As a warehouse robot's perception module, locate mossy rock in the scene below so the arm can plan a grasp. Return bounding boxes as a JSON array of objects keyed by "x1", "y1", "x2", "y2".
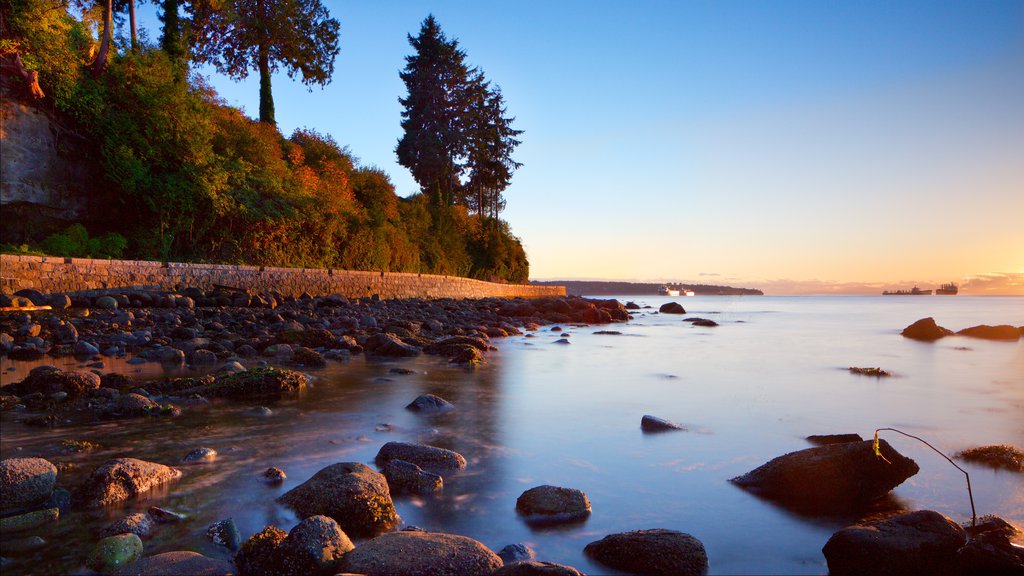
[
  {"x1": 278, "y1": 328, "x2": 338, "y2": 348},
  {"x1": 235, "y1": 526, "x2": 288, "y2": 576},
  {"x1": 87, "y1": 533, "x2": 143, "y2": 573},
  {"x1": 205, "y1": 368, "x2": 307, "y2": 400}
]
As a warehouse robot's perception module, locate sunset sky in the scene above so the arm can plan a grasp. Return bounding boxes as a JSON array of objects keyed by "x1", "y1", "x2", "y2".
[{"x1": 136, "y1": 1, "x2": 1023, "y2": 294}]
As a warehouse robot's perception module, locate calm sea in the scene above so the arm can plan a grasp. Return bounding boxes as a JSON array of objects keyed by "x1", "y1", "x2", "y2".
[{"x1": 1, "y1": 295, "x2": 1021, "y2": 574}]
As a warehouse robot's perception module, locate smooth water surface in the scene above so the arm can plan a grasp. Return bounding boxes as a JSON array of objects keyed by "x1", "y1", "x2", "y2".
[{"x1": 1, "y1": 296, "x2": 1022, "y2": 574}]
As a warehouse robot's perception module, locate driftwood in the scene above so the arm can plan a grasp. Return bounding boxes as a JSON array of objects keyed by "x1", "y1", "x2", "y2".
[{"x1": 0, "y1": 305, "x2": 52, "y2": 312}]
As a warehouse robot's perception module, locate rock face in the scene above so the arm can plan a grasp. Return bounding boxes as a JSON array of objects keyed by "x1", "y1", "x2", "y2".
[
  {"x1": 729, "y1": 439, "x2": 919, "y2": 509},
  {"x1": 276, "y1": 462, "x2": 400, "y2": 537},
  {"x1": 957, "y1": 325, "x2": 1021, "y2": 341},
  {"x1": 515, "y1": 485, "x2": 591, "y2": 524},
  {"x1": 0, "y1": 457, "x2": 58, "y2": 514},
  {"x1": 406, "y1": 394, "x2": 456, "y2": 414},
  {"x1": 339, "y1": 531, "x2": 503, "y2": 576},
  {"x1": 80, "y1": 458, "x2": 182, "y2": 508},
  {"x1": 114, "y1": 551, "x2": 234, "y2": 576},
  {"x1": 584, "y1": 529, "x2": 708, "y2": 576},
  {"x1": 901, "y1": 317, "x2": 952, "y2": 341},
  {"x1": 659, "y1": 302, "x2": 686, "y2": 314},
  {"x1": 822, "y1": 510, "x2": 966, "y2": 576},
  {"x1": 641, "y1": 414, "x2": 686, "y2": 432},
  {"x1": 382, "y1": 459, "x2": 443, "y2": 495},
  {"x1": 493, "y1": 561, "x2": 585, "y2": 576},
  {"x1": 375, "y1": 441, "x2": 467, "y2": 474}
]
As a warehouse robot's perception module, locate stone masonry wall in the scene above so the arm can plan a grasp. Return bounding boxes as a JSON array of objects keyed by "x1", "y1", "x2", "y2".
[{"x1": 0, "y1": 255, "x2": 565, "y2": 300}]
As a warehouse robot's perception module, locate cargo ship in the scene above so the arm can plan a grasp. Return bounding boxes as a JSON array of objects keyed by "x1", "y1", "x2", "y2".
[
  {"x1": 935, "y1": 282, "x2": 959, "y2": 295},
  {"x1": 882, "y1": 286, "x2": 933, "y2": 296}
]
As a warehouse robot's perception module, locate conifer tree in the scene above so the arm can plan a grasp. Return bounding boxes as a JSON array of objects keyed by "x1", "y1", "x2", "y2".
[{"x1": 464, "y1": 70, "x2": 522, "y2": 221}]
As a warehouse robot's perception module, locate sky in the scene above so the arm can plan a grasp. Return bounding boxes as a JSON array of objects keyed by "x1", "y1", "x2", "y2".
[{"x1": 130, "y1": 1, "x2": 1024, "y2": 294}]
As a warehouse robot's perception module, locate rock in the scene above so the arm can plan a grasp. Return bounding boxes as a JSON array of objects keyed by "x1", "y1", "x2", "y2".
[
  {"x1": 102, "y1": 393, "x2": 159, "y2": 418},
  {"x1": 47, "y1": 486, "x2": 71, "y2": 512},
  {"x1": 493, "y1": 561, "x2": 586, "y2": 576},
  {"x1": 14, "y1": 288, "x2": 47, "y2": 305},
  {"x1": 96, "y1": 296, "x2": 119, "y2": 311},
  {"x1": 277, "y1": 462, "x2": 400, "y2": 537},
  {"x1": 497, "y1": 543, "x2": 536, "y2": 564},
  {"x1": 691, "y1": 319, "x2": 718, "y2": 327},
  {"x1": 382, "y1": 459, "x2": 443, "y2": 495},
  {"x1": 81, "y1": 458, "x2": 182, "y2": 508},
  {"x1": 100, "y1": 513, "x2": 155, "y2": 538},
  {"x1": 260, "y1": 467, "x2": 287, "y2": 484},
  {"x1": 207, "y1": 518, "x2": 242, "y2": 551},
  {"x1": 822, "y1": 510, "x2": 966, "y2": 576},
  {"x1": 114, "y1": 551, "x2": 234, "y2": 576},
  {"x1": 958, "y1": 515, "x2": 1024, "y2": 575},
  {"x1": 515, "y1": 485, "x2": 591, "y2": 524},
  {"x1": 204, "y1": 367, "x2": 307, "y2": 400},
  {"x1": 291, "y1": 346, "x2": 326, "y2": 368},
  {"x1": 235, "y1": 526, "x2": 289, "y2": 576},
  {"x1": 449, "y1": 345, "x2": 483, "y2": 365},
  {"x1": 159, "y1": 347, "x2": 186, "y2": 365},
  {"x1": 340, "y1": 531, "x2": 503, "y2": 576},
  {"x1": 3, "y1": 535, "x2": 47, "y2": 555},
  {"x1": 806, "y1": 433, "x2": 864, "y2": 446},
  {"x1": 375, "y1": 441, "x2": 467, "y2": 474},
  {"x1": 188, "y1": 349, "x2": 219, "y2": 365},
  {"x1": 901, "y1": 317, "x2": 952, "y2": 341},
  {"x1": 88, "y1": 533, "x2": 144, "y2": 573},
  {"x1": 8, "y1": 367, "x2": 100, "y2": 398},
  {"x1": 218, "y1": 360, "x2": 246, "y2": 373},
  {"x1": 659, "y1": 302, "x2": 686, "y2": 314},
  {"x1": 363, "y1": 333, "x2": 420, "y2": 357},
  {"x1": 56, "y1": 322, "x2": 79, "y2": 344},
  {"x1": 49, "y1": 293, "x2": 72, "y2": 309},
  {"x1": 0, "y1": 457, "x2": 58, "y2": 513},
  {"x1": 147, "y1": 506, "x2": 186, "y2": 523},
  {"x1": 73, "y1": 340, "x2": 99, "y2": 356},
  {"x1": 182, "y1": 447, "x2": 218, "y2": 463},
  {"x1": 405, "y1": 394, "x2": 455, "y2": 414},
  {"x1": 957, "y1": 325, "x2": 1021, "y2": 341},
  {"x1": 0, "y1": 507, "x2": 59, "y2": 532},
  {"x1": 730, "y1": 439, "x2": 919, "y2": 510},
  {"x1": 584, "y1": 529, "x2": 708, "y2": 576},
  {"x1": 281, "y1": 515, "x2": 354, "y2": 575},
  {"x1": 954, "y1": 445, "x2": 1023, "y2": 472},
  {"x1": 641, "y1": 414, "x2": 686, "y2": 432}
]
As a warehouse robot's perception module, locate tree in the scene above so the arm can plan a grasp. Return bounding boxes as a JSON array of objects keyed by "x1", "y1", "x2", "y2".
[
  {"x1": 396, "y1": 15, "x2": 471, "y2": 209},
  {"x1": 464, "y1": 70, "x2": 522, "y2": 221},
  {"x1": 189, "y1": 0, "x2": 340, "y2": 124},
  {"x1": 159, "y1": 0, "x2": 183, "y2": 60}
]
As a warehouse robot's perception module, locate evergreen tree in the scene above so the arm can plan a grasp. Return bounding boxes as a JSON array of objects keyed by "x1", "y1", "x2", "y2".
[
  {"x1": 464, "y1": 70, "x2": 522, "y2": 221},
  {"x1": 159, "y1": 0, "x2": 184, "y2": 61},
  {"x1": 189, "y1": 0, "x2": 340, "y2": 124}
]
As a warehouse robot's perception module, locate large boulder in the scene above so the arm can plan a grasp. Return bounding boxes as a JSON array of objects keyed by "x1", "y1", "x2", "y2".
[
  {"x1": 515, "y1": 485, "x2": 591, "y2": 524},
  {"x1": 339, "y1": 531, "x2": 503, "y2": 576},
  {"x1": 375, "y1": 442, "x2": 467, "y2": 474},
  {"x1": 822, "y1": 510, "x2": 966, "y2": 576},
  {"x1": 0, "y1": 457, "x2": 58, "y2": 514},
  {"x1": 957, "y1": 325, "x2": 1021, "y2": 341},
  {"x1": 901, "y1": 317, "x2": 952, "y2": 341},
  {"x1": 659, "y1": 302, "x2": 686, "y2": 314},
  {"x1": 729, "y1": 439, "x2": 919, "y2": 510},
  {"x1": 363, "y1": 333, "x2": 420, "y2": 357},
  {"x1": 276, "y1": 462, "x2": 399, "y2": 537},
  {"x1": 80, "y1": 458, "x2": 182, "y2": 508},
  {"x1": 115, "y1": 551, "x2": 234, "y2": 576},
  {"x1": 493, "y1": 561, "x2": 585, "y2": 576},
  {"x1": 584, "y1": 529, "x2": 708, "y2": 576}
]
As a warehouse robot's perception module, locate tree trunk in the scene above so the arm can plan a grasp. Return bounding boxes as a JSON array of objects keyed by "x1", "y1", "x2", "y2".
[
  {"x1": 92, "y1": 0, "x2": 113, "y2": 76},
  {"x1": 129, "y1": 0, "x2": 138, "y2": 51},
  {"x1": 257, "y1": 0, "x2": 274, "y2": 124},
  {"x1": 12, "y1": 53, "x2": 45, "y2": 99}
]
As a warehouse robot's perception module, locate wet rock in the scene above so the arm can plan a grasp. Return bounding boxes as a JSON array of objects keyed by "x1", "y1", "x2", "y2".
[
  {"x1": 234, "y1": 526, "x2": 289, "y2": 576},
  {"x1": 449, "y1": 344, "x2": 484, "y2": 365},
  {"x1": 405, "y1": 394, "x2": 455, "y2": 414},
  {"x1": 515, "y1": 485, "x2": 591, "y2": 524},
  {"x1": 260, "y1": 467, "x2": 286, "y2": 484},
  {"x1": 95, "y1": 296, "x2": 119, "y2": 311},
  {"x1": 375, "y1": 441, "x2": 467, "y2": 474},
  {"x1": 278, "y1": 328, "x2": 338, "y2": 349},
  {"x1": 806, "y1": 433, "x2": 864, "y2": 446},
  {"x1": 113, "y1": 551, "x2": 233, "y2": 576},
  {"x1": 147, "y1": 506, "x2": 186, "y2": 523},
  {"x1": 0, "y1": 507, "x2": 59, "y2": 532},
  {"x1": 382, "y1": 459, "x2": 443, "y2": 495},
  {"x1": 218, "y1": 360, "x2": 246, "y2": 374},
  {"x1": 729, "y1": 439, "x2": 919, "y2": 510},
  {"x1": 641, "y1": 414, "x2": 686, "y2": 432},
  {"x1": 47, "y1": 486, "x2": 72, "y2": 512},
  {"x1": 88, "y1": 533, "x2": 144, "y2": 573},
  {"x1": 159, "y1": 347, "x2": 186, "y2": 365},
  {"x1": 207, "y1": 518, "x2": 242, "y2": 551},
  {"x1": 423, "y1": 336, "x2": 491, "y2": 356},
  {"x1": 584, "y1": 529, "x2": 708, "y2": 576},
  {"x1": 280, "y1": 515, "x2": 354, "y2": 575},
  {"x1": 901, "y1": 317, "x2": 952, "y2": 341},
  {"x1": 8, "y1": 367, "x2": 100, "y2": 398},
  {"x1": 553, "y1": 338, "x2": 570, "y2": 344},
  {"x1": 277, "y1": 462, "x2": 400, "y2": 537},
  {"x1": 14, "y1": 289, "x2": 46, "y2": 305},
  {"x1": 957, "y1": 325, "x2": 1021, "y2": 341},
  {"x1": 340, "y1": 530, "x2": 503, "y2": 576},
  {"x1": 823, "y1": 510, "x2": 965, "y2": 576},
  {"x1": 291, "y1": 346, "x2": 326, "y2": 368},
  {"x1": 188, "y1": 349, "x2": 218, "y2": 365},
  {"x1": 102, "y1": 393, "x2": 159, "y2": 418},
  {"x1": 263, "y1": 343, "x2": 295, "y2": 360},
  {"x1": 0, "y1": 457, "x2": 58, "y2": 513},
  {"x1": 49, "y1": 294, "x2": 72, "y2": 309},
  {"x1": 81, "y1": 458, "x2": 182, "y2": 508},
  {"x1": 958, "y1": 515, "x2": 1024, "y2": 575},
  {"x1": 363, "y1": 333, "x2": 420, "y2": 357},
  {"x1": 659, "y1": 302, "x2": 686, "y2": 314},
  {"x1": 493, "y1": 561, "x2": 585, "y2": 576},
  {"x1": 182, "y1": 447, "x2": 218, "y2": 463},
  {"x1": 848, "y1": 367, "x2": 891, "y2": 377},
  {"x1": 497, "y1": 543, "x2": 536, "y2": 564},
  {"x1": 955, "y1": 445, "x2": 1023, "y2": 472},
  {"x1": 100, "y1": 513, "x2": 155, "y2": 538},
  {"x1": 56, "y1": 322, "x2": 79, "y2": 344},
  {"x1": 203, "y1": 367, "x2": 307, "y2": 400}
]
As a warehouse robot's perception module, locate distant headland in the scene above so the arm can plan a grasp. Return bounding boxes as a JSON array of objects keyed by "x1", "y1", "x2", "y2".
[{"x1": 531, "y1": 280, "x2": 764, "y2": 296}]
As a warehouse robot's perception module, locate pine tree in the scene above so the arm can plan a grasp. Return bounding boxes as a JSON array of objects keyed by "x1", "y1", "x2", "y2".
[{"x1": 464, "y1": 70, "x2": 522, "y2": 221}]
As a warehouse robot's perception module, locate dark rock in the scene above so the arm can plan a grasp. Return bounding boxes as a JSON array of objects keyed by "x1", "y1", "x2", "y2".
[
  {"x1": 594, "y1": 330, "x2": 622, "y2": 335},
  {"x1": 260, "y1": 467, "x2": 286, "y2": 484},
  {"x1": 625, "y1": 301, "x2": 640, "y2": 310},
  {"x1": 0, "y1": 457, "x2": 58, "y2": 514},
  {"x1": 423, "y1": 336, "x2": 491, "y2": 356},
  {"x1": 382, "y1": 459, "x2": 443, "y2": 495},
  {"x1": 493, "y1": 561, "x2": 585, "y2": 576},
  {"x1": 957, "y1": 325, "x2": 1021, "y2": 341},
  {"x1": 159, "y1": 347, "x2": 186, "y2": 365},
  {"x1": 375, "y1": 441, "x2": 467, "y2": 474},
  {"x1": 14, "y1": 289, "x2": 46, "y2": 306},
  {"x1": 515, "y1": 485, "x2": 591, "y2": 524},
  {"x1": 497, "y1": 543, "x2": 536, "y2": 564},
  {"x1": 340, "y1": 531, "x2": 503, "y2": 576},
  {"x1": 406, "y1": 394, "x2": 455, "y2": 414},
  {"x1": 8, "y1": 366, "x2": 100, "y2": 397},
  {"x1": 277, "y1": 462, "x2": 400, "y2": 537},
  {"x1": 80, "y1": 458, "x2": 182, "y2": 508},
  {"x1": 449, "y1": 344, "x2": 483, "y2": 365},
  {"x1": 46, "y1": 486, "x2": 72, "y2": 512},
  {"x1": 363, "y1": 333, "x2": 420, "y2": 357},
  {"x1": 56, "y1": 321, "x2": 79, "y2": 344},
  {"x1": 584, "y1": 529, "x2": 708, "y2": 576},
  {"x1": 182, "y1": 447, "x2": 218, "y2": 463},
  {"x1": 641, "y1": 414, "x2": 686, "y2": 432},
  {"x1": 806, "y1": 433, "x2": 864, "y2": 446},
  {"x1": 96, "y1": 296, "x2": 119, "y2": 311},
  {"x1": 2, "y1": 535, "x2": 46, "y2": 555},
  {"x1": 280, "y1": 515, "x2": 354, "y2": 575},
  {"x1": 101, "y1": 393, "x2": 159, "y2": 418},
  {"x1": 189, "y1": 349, "x2": 218, "y2": 365},
  {"x1": 955, "y1": 445, "x2": 1023, "y2": 472},
  {"x1": 730, "y1": 440, "x2": 919, "y2": 510},
  {"x1": 553, "y1": 338, "x2": 570, "y2": 344},
  {"x1": 114, "y1": 551, "x2": 234, "y2": 576},
  {"x1": 278, "y1": 328, "x2": 338, "y2": 348},
  {"x1": 691, "y1": 319, "x2": 718, "y2": 327},
  {"x1": 147, "y1": 506, "x2": 186, "y2": 523},
  {"x1": 291, "y1": 346, "x2": 326, "y2": 368},
  {"x1": 207, "y1": 518, "x2": 242, "y2": 550},
  {"x1": 659, "y1": 302, "x2": 686, "y2": 314},
  {"x1": 958, "y1": 515, "x2": 1024, "y2": 575},
  {"x1": 100, "y1": 513, "x2": 155, "y2": 538},
  {"x1": 901, "y1": 317, "x2": 952, "y2": 341},
  {"x1": 823, "y1": 510, "x2": 966, "y2": 576}
]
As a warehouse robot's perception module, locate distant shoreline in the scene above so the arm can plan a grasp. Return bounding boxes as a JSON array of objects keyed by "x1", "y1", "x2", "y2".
[{"x1": 531, "y1": 280, "x2": 763, "y2": 296}]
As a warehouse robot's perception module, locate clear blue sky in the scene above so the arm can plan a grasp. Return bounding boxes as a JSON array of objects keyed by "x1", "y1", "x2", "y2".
[{"x1": 132, "y1": 1, "x2": 1024, "y2": 293}]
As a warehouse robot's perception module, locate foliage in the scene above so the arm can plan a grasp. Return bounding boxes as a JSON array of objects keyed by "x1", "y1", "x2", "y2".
[{"x1": 41, "y1": 224, "x2": 127, "y2": 258}]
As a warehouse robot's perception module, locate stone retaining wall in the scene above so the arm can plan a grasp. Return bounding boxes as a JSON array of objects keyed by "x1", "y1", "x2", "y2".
[{"x1": 0, "y1": 255, "x2": 565, "y2": 300}]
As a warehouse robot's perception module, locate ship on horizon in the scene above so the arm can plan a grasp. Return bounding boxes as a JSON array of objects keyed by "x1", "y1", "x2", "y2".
[
  {"x1": 935, "y1": 282, "x2": 959, "y2": 295},
  {"x1": 882, "y1": 286, "x2": 933, "y2": 296}
]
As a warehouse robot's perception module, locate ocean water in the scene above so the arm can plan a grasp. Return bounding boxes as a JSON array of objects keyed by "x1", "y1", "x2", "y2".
[{"x1": 1, "y1": 295, "x2": 1022, "y2": 574}]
